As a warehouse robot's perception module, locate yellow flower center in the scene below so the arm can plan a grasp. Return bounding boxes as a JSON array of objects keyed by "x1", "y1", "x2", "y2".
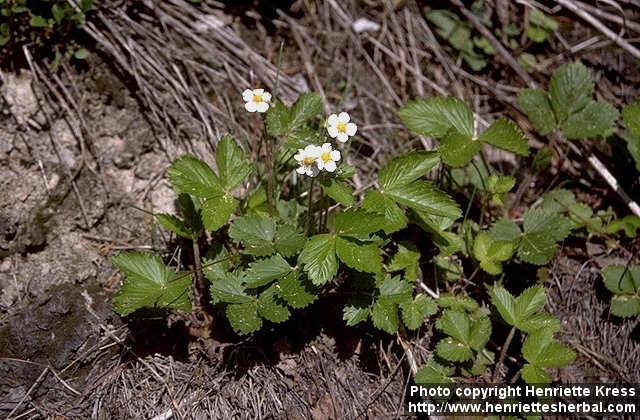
[
  {"x1": 303, "y1": 156, "x2": 315, "y2": 166},
  {"x1": 252, "y1": 94, "x2": 263, "y2": 103},
  {"x1": 321, "y1": 151, "x2": 332, "y2": 162},
  {"x1": 337, "y1": 122, "x2": 347, "y2": 133}
]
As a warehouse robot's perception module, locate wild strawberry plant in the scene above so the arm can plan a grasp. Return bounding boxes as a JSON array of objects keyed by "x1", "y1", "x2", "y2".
[{"x1": 111, "y1": 60, "x2": 638, "y2": 385}]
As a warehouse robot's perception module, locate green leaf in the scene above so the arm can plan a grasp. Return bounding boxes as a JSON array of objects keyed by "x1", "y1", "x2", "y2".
[
  {"x1": 519, "y1": 209, "x2": 571, "y2": 265},
  {"x1": 527, "y1": 9, "x2": 558, "y2": 43},
  {"x1": 561, "y1": 101, "x2": 619, "y2": 140},
  {"x1": 436, "y1": 337, "x2": 473, "y2": 362},
  {"x1": 487, "y1": 175, "x2": 516, "y2": 205},
  {"x1": 490, "y1": 219, "x2": 521, "y2": 242},
  {"x1": 112, "y1": 252, "x2": 191, "y2": 316},
  {"x1": 478, "y1": 119, "x2": 530, "y2": 156},
  {"x1": 200, "y1": 194, "x2": 237, "y2": 232},
  {"x1": 334, "y1": 208, "x2": 385, "y2": 238},
  {"x1": 522, "y1": 328, "x2": 575, "y2": 368},
  {"x1": 52, "y1": 4, "x2": 66, "y2": 23},
  {"x1": 469, "y1": 315, "x2": 492, "y2": 351},
  {"x1": 258, "y1": 285, "x2": 290, "y2": 323},
  {"x1": 521, "y1": 363, "x2": 551, "y2": 384},
  {"x1": 290, "y1": 92, "x2": 323, "y2": 129},
  {"x1": 399, "y1": 294, "x2": 438, "y2": 330},
  {"x1": 336, "y1": 237, "x2": 383, "y2": 274},
  {"x1": 386, "y1": 181, "x2": 461, "y2": 219},
  {"x1": 167, "y1": 155, "x2": 222, "y2": 197},
  {"x1": 343, "y1": 295, "x2": 373, "y2": 326},
  {"x1": 265, "y1": 100, "x2": 290, "y2": 137},
  {"x1": 514, "y1": 285, "x2": 547, "y2": 320},
  {"x1": 399, "y1": 96, "x2": 474, "y2": 138},
  {"x1": 274, "y1": 224, "x2": 306, "y2": 257},
  {"x1": 491, "y1": 286, "x2": 517, "y2": 326},
  {"x1": 622, "y1": 100, "x2": 640, "y2": 137},
  {"x1": 155, "y1": 214, "x2": 195, "y2": 239},
  {"x1": 30, "y1": 15, "x2": 49, "y2": 27},
  {"x1": 215, "y1": 136, "x2": 252, "y2": 190},
  {"x1": 549, "y1": 62, "x2": 594, "y2": 124},
  {"x1": 228, "y1": 215, "x2": 277, "y2": 256},
  {"x1": 300, "y1": 234, "x2": 338, "y2": 285},
  {"x1": 415, "y1": 360, "x2": 455, "y2": 384},
  {"x1": 438, "y1": 130, "x2": 481, "y2": 167},
  {"x1": 473, "y1": 232, "x2": 514, "y2": 275},
  {"x1": 275, "y1": 271, "x2": 317, "y2": 309},
  {"x1": 607, "y1": 215, "x2": 640, "y2": 238},
  {"x1": 437, "y1": 293, "x2": 479, "y2": 312},
  {"x1": 378, "y1": 275, "x2": 413, "y2": 304},
  {"x1": 436, "y1": 309, "x2": 470, "y2": 343},
  {"x1": 378, "y1": 150, "x2": 441, "y2": 189},
  {"x1": 518, "y1": 312, "x2": 561, "y2": 334},
  {"x1": 371, "y1": 300, "x2": 399, "y2": 334},
  {"x1": 388, "y1": 242, "x2": 421, "y2": 282},
  {"x1": 73, "y1": 48, "x2": 89, "y2": 60},
  {"x1": 244, "y1": 254, "x2": 293, "y2": 288},
  {"x1": 320, "y1": 178, "x2": 355, "y2": 207},
  {"x1": 517, "y1": 88, "x2": 557, "y2": 135},
  {"x1": 602, "y1": 264, "x2": 640, "y2": 295},
  {"x1": 610, "y1": 295, "x2": 640, "y2": 318},
  {"x1": 177, "y1": 193, "x2": 203, "y2": 234},
  {"x1": 226, "y1": 301, "x2": 262, "y2": 335},
  {"x1": 361, "y1": 190, "x2": 408, "y2": 234},
  {"x1": 210, "y1": 273, "x2": 252, "y2": 304}
]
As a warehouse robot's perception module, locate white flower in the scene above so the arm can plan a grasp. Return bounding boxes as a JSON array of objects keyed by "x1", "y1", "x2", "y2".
[
  {"x1": 327, "y1": 112, "x2": 357, "y2": 143},
  {"x1": 294, "y1": 144, "x2": 321, "y2": 177},
  {"x1": 242, "y1": 88, "x2": 271, "y2": 113},
  {"x1": 316, "y1": 143, "x2": 341, "y2": 173}
]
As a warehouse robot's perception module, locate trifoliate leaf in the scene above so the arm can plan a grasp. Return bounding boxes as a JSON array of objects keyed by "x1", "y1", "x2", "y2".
[
  {"x1": 343, "y1": 295, "x2": 373, "y2": 326},
  {"x1": 334, "y1": 209, "x2": 386, "y2": 238},
  {"x1": 399, "y1": 294, "x2": 438, "y2": 330},
  {"x1": 275, "y1": 271, "x2": 317, "y2": 309},
  {"x1": 487, "y1": 175, "x2": 516, "y2": 205},
  {"x1": 514, "y1": 285, "x2": 547, "y2": 320},
  {"x1": 300, "y1": 234, "x2": 338, "y2": 285},
  {"x1": 200, "y1": 194, "x2": 237, "y2": 232},
  {"x1": 385, "y1": 181, "x2": 461, "y2": 219},
  {"x1": 492, "y1": 285, "x2": 553, "y2": 332},
  {"x1": 549, "y1": 62, "x2": 594, "y2": 124},
  {"x1": 517, "y1": 88, "x2": 556, "y2": 135},
  {"x1": 478, "y1": 119, "x2": 530, "y2": 156},
  {"x1": 378, "y1": 275, "x2": 413, "y2": 304},
  {"x1": 561, "y1": 101, "x2": 619, "y2": 140},
  {"x1": 490, "y1": 286, "x2": 517, "y2": 326},
  {"x1": 521, "y1": 363, "x2": 551, "y2": 384},
  {"x1": 527, "y1": 9, "x2": 558, "y2": 43},
  {"x1": 243, "y1": 254, "x2": 293, "y2": 288},
  {"x1": 437, "y1": 293, "x2": 479, "y2": 312},
  {"x1": 602, "y1": 264, "x2": 640, "y2": 295},
  {"x1": 398, "y1": 96, "x2": 474, "y2": 138},
  {"x1": 438, "y1": 130, "x2": 481, "y2": 167},
  {"x1": 209, "y1": 273, "x2": 252, "y2": 304},
  {"x1": 519, "y1": 208, "x2": 571, "y2": 264},
  {"x1": 490, "y1": 219, "x2": 521, "y2": 242},
  {"x1": 226, "y1": 301, "x2": 262, "y2": 335},
  {"x1": 371, "y1": 300, "x2": 399, "y2": 334},
  {"x1": 415, "y1": 360, "x2": 455, "y2": 384},
  {"x1": 155, "y1": 214, "x2": 195, "y2": 240},
  {"x1": 274, "y1": 224, "x2": 306, "y2": 257},
  {"x1": 112, "y1": 252, "x2": 191, "y2": 316},
  {"x1": 607, "y1": 215, "x2": 640, "y2": 238},
  {"x1": 436, "y1": 309, "x2": 471, "y2": 343},
  {"x1": 622, "y1": 100, "x2": 640, "y2": 137},
  {"x1": 473, "y1": 232, "x2": 514, "y2": 275},
  {"x1": 336, "y1": 237, "x2": 383, "y2": 274},
  {"x1": 167, "y1": 155, "x2": 223, "y2": 197},
  {"x1": 215, "y1": 136, "x2": 253, "y2": 190},
  {"x1": 378, "y1": 150, "x2": 441, "y2": 190},
  {"x1": 434, "y1": 255, "x2": 463, "y2": 282},
  {"x1": 228, "y1": 215, "x2": 277, "y2": 256},
  {"x1": 436, "y1": 337, "x2": 473, "y2": 362},
  {"x1": 610, "y1": 295, "x2": 640, "y2": 318},
  {"x1": 257, "y1": 284, "x2": 291, "y2": 323},
  {"x1": 361, "y1": 190, "x2": 408, "y2": 234},
  {"x1": 320, "y1": 177, "x2": 355, "y2": 207},
  {"x1": 518, "y1": 312, "x2": 561, "y2": 334},
  {"x1": 388, "y1": 242, "x2": 421, "y2": 282}
]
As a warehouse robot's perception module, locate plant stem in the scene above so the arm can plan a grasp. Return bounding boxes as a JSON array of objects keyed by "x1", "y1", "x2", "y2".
[
  {"x1": 192, "y1": 237, "x2": 212, "y2": 338},
  {"x1": 493, "y1": 326, "x2": 516, "y2": 382},
  {"x1": 306, "y1": 179, "x2": 316, "y2": 235}
]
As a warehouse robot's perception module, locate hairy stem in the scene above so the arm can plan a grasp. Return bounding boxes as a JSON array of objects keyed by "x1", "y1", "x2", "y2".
[
  {"x1": 192, "y1": 237, "x2": 212, "y2": 337},
  {"x1": 493, "y1": 326, "x2": 516, "y2": 382},
  {"x1": 306, "y1": 179, "x2": 316, "y2": 235}
]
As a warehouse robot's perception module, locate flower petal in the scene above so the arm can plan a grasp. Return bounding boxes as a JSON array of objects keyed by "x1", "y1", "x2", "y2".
[
  {"x1": 338, "y1": 112, "x2": 350, "y2": 123},
  {"x1": 242, "y1": 89, "x2": 253, "y2": 101},
  {"x1": 336, "y1": 132, "x2": 349, "y2": 143},
  {"x1": 346, "y1": 122, "x2": 357, "y2": 136},
  {"x1": 325, "y1": 160, "x2": 337, "y2": 172},
  {"x1": 321, "y1": 143, "x2": 332, "y2": 151},
  {"x1": 308, "y1": 166, "x2": 320, "y2": 177},
  {"x1": 316, "y1": 159, "x2": 325, "y2": 170},
  {"x1": 262, "y1": 92, "x2": 272, "y2": 102},
  {"x1": 294, "y1": 153, "x2": 303, "y2": 162},
  {"x1": 253, "y1": 88, "x2": 264, "y2": 95},
  {"x1": 327, "y1": 126, "x2": 338, "y2": 138},
  {"x1": 330, "y1": 150, "x2": 341, "y2": 161},
  {"x1": 296, "y1": 166, "x2": 306, "y2": 174},
  {"x1": 256, "y1": 102, "x2": 269, "y2": 113},
  {"x1": 327, "y1": 114, "x2": 338, "y2": 125},
  {"x1": 245, "y1": 102, "x2": 257, "y2": 112}
]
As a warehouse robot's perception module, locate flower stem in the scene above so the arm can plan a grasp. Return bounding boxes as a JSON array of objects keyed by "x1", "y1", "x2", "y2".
[
  {"x1": 306, "y1": 178, "x2": 316, "y2": 235},
  {"x1": 192, "y1": 237, "x2": 212, "y2": 338},
  {"x1": 492, "y1": 326, "x2": 516, "y2": 382}
]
